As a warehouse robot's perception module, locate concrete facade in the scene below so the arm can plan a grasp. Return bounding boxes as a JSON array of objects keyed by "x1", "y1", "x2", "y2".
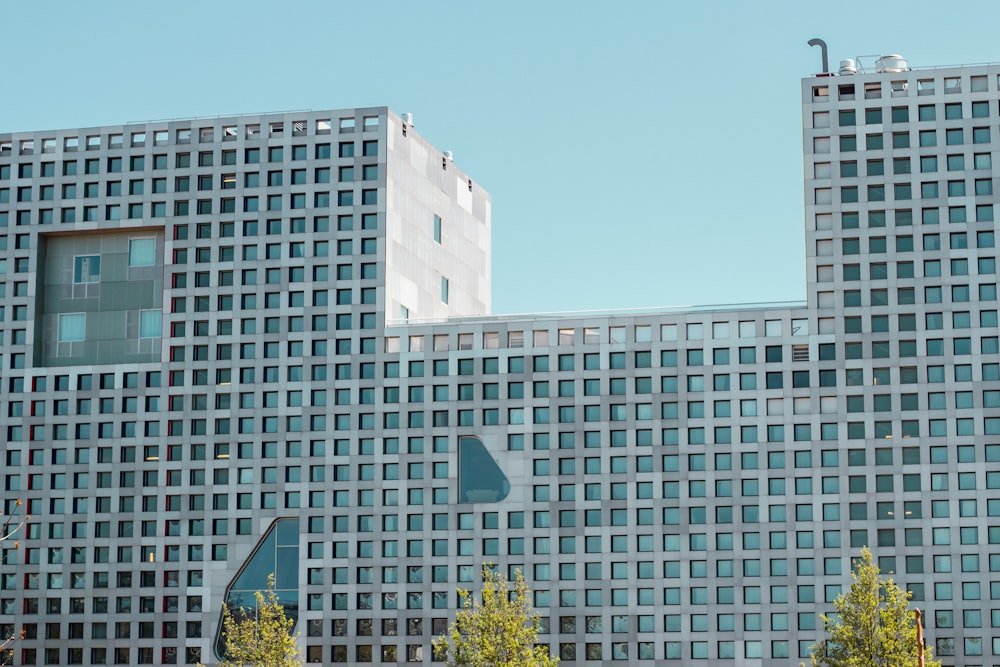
[{"x1": 0, "y1": 60, "x2": 997, "y2": 666}]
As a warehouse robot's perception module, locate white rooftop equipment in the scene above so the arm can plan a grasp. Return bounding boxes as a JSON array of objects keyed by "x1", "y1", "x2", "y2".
[
  {"x1": 875, "y1": 54, "x2": 909, "y2": 72},
  {"x1": 839, "y1": 59, "x2": 857, "y2": 75}
]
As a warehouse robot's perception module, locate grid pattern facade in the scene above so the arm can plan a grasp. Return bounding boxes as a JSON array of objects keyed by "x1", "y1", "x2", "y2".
[
  {"x1": 0, "y1": 62, "x2": 998, "y2": 666},
  {"x1": 800, "y1": 64, "x2": 1000, "y2": 665}
]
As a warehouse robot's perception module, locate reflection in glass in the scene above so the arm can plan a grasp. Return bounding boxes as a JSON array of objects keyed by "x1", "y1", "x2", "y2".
[
  {"x1": 458, "y1": 436, "x2": 510, "y2": 503},
  {"x1": 214, "y1": 518, "x2": 299, "y2": 660}
]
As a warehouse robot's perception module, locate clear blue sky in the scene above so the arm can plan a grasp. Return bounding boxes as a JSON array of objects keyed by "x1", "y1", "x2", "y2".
[{"x1": 4, "y1": 0, "x2": 1000, "y2": 314}]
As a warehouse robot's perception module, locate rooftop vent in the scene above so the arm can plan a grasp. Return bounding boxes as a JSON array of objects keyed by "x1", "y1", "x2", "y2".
[
  {"x1": 808, "y1": 38, "x2": 830, "y2": 74},
  {"x1": 839, "y1": 59, "x2": 857, "y2": 76},
  {"x1": 875, "y1": 54, "x2": 909, "y2": 73}
]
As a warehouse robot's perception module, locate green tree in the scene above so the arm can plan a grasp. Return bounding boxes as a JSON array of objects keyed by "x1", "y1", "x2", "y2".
[
  {"x1": 0, "y1": 498, "x2": 29, "y2": 666},
  {"x1": 433, "y1": 565, "x2": 559, "y2": 667},
  {"x1": 217, "y1": 574, "x2": 302, "y2": 667},
  {"x1": 810, "y1": 547, "x2": 940, "y2": 667}
]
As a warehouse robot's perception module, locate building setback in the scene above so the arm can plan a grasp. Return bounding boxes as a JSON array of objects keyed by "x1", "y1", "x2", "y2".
[{"x1": 0, "y1": 56, "x2": 997, "y2": 666}]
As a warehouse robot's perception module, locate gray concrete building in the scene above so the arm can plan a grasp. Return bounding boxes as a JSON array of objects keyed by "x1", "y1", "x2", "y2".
[{"x1": 0, "y1": 55, "x2": 998, "y2": 666}]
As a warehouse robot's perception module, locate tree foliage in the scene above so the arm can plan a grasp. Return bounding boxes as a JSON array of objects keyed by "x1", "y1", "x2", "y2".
[
  {"x1": 433, "y1": 565, "x2": 559, "y2": 667},
  {"x1": 0, "y1": 498, "x2": 28, "y2": 665},
  {"x1": 810, "y1": 547, "x2": 940, "y2": 667},
  {"x1": 0, "y1": 498, "x2": 28, "y2": 557},
  {"x1": 218, "y1": 574, "x2": 302, "y2": 667}
]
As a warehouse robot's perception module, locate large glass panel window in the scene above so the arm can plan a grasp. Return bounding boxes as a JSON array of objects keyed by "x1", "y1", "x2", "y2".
[
  {"x1": 128, "y1": 238, "x2": 156, "y2": 267},
  {"x1": 59, "y1": 314, "x2": 85, "y2": 342},
  {"x1": 458, "y1": 437, "x2": 510, "y2": 503},
  {"x1": 139, "y1": 310, "x2": 162, "y2": 338},
  {"x1": 73, "y1": 255, "x2": 100, "y2": 283},
  {"x1": 216, "y1": 519, "x2": 300, "y2": 659}
]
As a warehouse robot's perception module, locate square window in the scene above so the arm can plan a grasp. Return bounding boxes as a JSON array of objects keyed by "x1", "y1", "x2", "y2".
[
  {"x1": 129, "y1": 238, "x2": 156, "y2": 267},
  {"x1": 139, "y1": 311, "x2": 162, "y2": 338},
  {"x1": 73, "y1": 255, "x2": 100, "y2": 283},
  {"x1": 59, "y1": 314, "x2": 85, "y2": 342}
]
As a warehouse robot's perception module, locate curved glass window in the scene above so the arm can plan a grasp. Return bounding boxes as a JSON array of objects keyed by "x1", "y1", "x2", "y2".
[
  {"x1": 214, "y1": 518, "x2": 299, "y2": 659},
  {"x1": 459, "y1": 436, "x2": 510, "y2": 503}
]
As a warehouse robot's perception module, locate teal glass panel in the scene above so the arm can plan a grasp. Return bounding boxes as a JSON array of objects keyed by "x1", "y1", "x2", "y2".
[
  {"x1": 139, "y1": 310, "x2": 162, "y2": 338},
  {"x1": 215, "y1": 518, "x2": 300, "y2": 660},
  {"x1": 128, "y1": 237, "x2": 156, "y2": 266},
  {"x1": 73, "y1": 255, "x2": 100, "y2": 283},
  {"x1": 458, "y1": 436, "x2": 510, "y2": 503}
]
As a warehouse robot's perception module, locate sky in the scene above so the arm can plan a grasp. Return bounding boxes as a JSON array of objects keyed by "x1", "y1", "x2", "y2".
[{"x1": 3, "y1": 1, "x2": 1000, "y2": 314}]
